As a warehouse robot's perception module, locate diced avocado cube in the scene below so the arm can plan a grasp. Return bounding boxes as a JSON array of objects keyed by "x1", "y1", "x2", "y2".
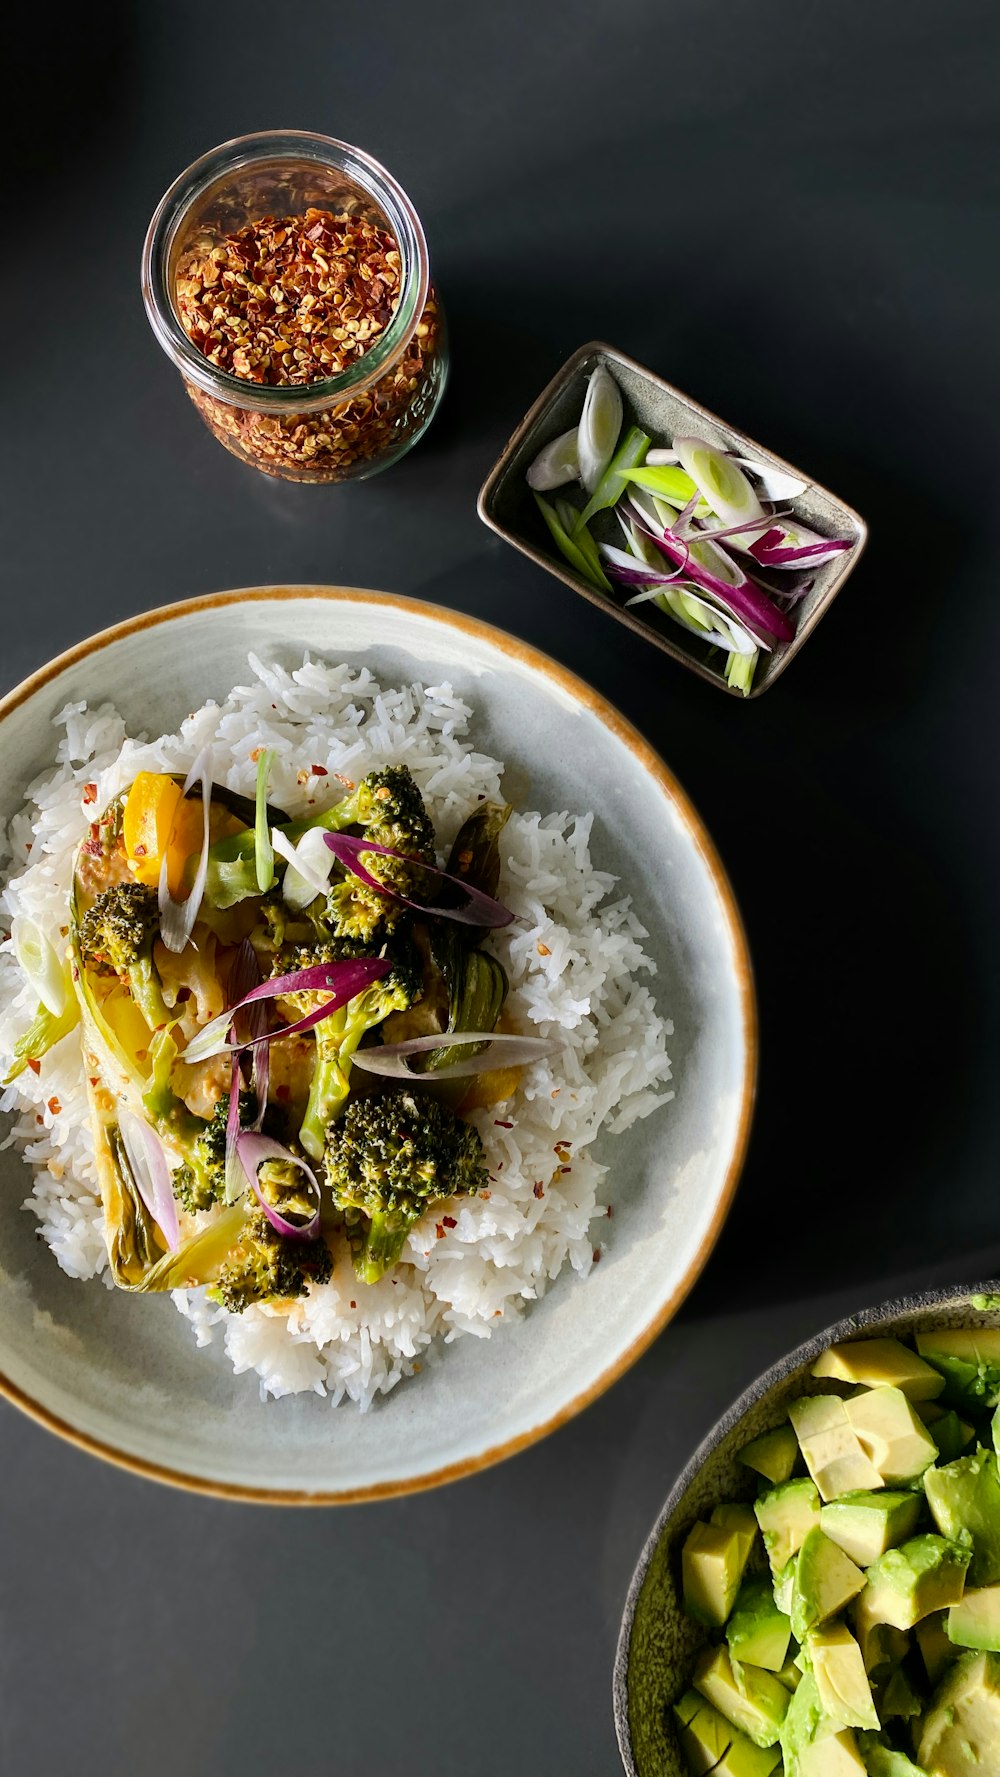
[
  {"x1": 927, "y1": 1410, "x2": 975, "y2": 1466},
  {"x1": 774, "y1": 1558, "x2": 797, "y2": 1616},
  {"x1": 713, "y1": 1503, "x2": 761, "y2": 1569},
  {"x1": 789, "y1": 1397, "x2": 885, "y2": 1502},
  {"x1": 791, "y1": 1530, "x2": 867, "y2": 1642},
  {"x1": 880, "y1": 1663, "x2": 923, "y2": 1722},
  {"x1": 776, "y1": 1654, "x2": 803, "y2": 1692},
  {"x1": 780, "y1": 1672, "x2": 866, "y2": 1777},
  {"x1": 923, "y1": 1449, "x2": 1000, "y2": 1587},
  {"x1": 917, "y1": 1650, "x2": 1000, "y2": 1774},
  {"x1": 813, "y1": 1339, "x2": 945, "y2": 1402},
  {"x1": 742, "y1": 1425, "x2": 800, "y2": 1487},
  {"x1": 820, "y1": 1491, "x2": 923, "y2": 1567},
  {"x1": 915, "y1": 1328, "x2": 1000, "y2": 1414},
  {"x1": 673, "y1": 1688, "x2": 734, "y2": 1775},
  {"x1": 728, "y1": 1577, "x2": 793, "y2": 1672},
  {"x1": 915, "y1": 1610, "x2": 961, "y2": 1685},
  {"x1": 851, "y1": 1597, "x2": 910, "y2": 1678},
  {"x1": 862, "y1": 1534, "x2": 971, "y2": 1631},
  {"x1": 693, "y1": 1646, "x2": 790, "y2": 1748},
  {"x1": 856, "y1": 1736, "x2": 928, "y2": 1777},
  {"x1": 756, "y1": 1479, "x2": 823, "y2": 1575},
  {"x1": 807, "y1": 1623, "x2": 880, "y2": 1731},
  {"x1": 947, "y1": 1583, "x2": 1000, "y2": 1652},
  {"x1": 683, "y1": 1520, "x2": 753, "y2": 1627},
  {"x1": 712, "y1": 1735, "x2": 783, "y2": 1777},
  {"x1": 844, "y1": 1387, "x2": 938, "y2": 1485}
]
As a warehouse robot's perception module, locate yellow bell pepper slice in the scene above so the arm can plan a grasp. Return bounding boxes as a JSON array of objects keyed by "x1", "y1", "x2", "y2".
[{"x1": 123, "y1": 773, "x2": 203, "y2": 897}]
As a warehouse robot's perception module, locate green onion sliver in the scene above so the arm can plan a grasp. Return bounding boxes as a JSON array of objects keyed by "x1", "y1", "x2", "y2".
[
  {"x1": 254, "y1": 750, "x2": 276, "y2": 893},
  {"x1": 575, "y1": 427, "x2": 651, "y2": 533},
  {"x1": 533, "y1": 494, "x2": 611, "y2": 593}
]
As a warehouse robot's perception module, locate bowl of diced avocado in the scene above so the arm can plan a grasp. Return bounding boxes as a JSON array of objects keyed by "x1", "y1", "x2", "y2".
[{"x1": 613, "y1": 1285, "x2": 1000, "y2": 1777}]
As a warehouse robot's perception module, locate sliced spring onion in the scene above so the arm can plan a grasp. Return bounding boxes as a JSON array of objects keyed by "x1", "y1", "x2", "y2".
[
  {"x1": 2, "y1": 977, "x2": 80, "y2": 1085},
  {"x1": 11, "y1": 917, "x2": 67, "y2": 1016},
  {"x1": 128, "y1": 1202, "x2": 249, "y2": 1294},
  {"x1": 624, "y1": 462, "x2": 701, "y2": 505},
  {"x1": 271, "y1": 827, "x2": 334, "y2": 912},
  {"x1": 324, "y1": 833, "x2": 515, "y2": 929},
  {"x1": 645, "y1": 447, "x2": 680, "y2": 466},
  {"x1": 236, "y1": 1132, "x2": 322, "y2": 1241},
  {"x1": 725, "y1": 650, "x2": 758, "y2": 695},
  {"x1": 352, "y1": 1030, "x2": 563, "y2": 1082},
  {"x1": 650, "y1": 448, "x2": 807, "y2": 503},
  {"x1": 119, "y1": 1111, "x2": 179, "y2": 1251},
  {"x1": 574, "y1": 425, "x2": 651, "y2": 533},
  {"x1": 534, "y1": 493, "x2": 611, "y2": 593},
  {"x1": 158, "y1": 747, "x2": 213, "y2": 953},
  {"x1": 673, "y1": 436, "x2": 765, "y2": 529},
  {"x1": 577, "y1": 364, "x2": 623, "y2": 494},
  {"x1": 254, "y1": 750, "x2": 276, "y2": 893},
  {"x1": 182, "y1": 956, "x2": 391, "y2": 1065},
  {"x1": 526, "y1": 427, "x2": 580, "y2": 491}
]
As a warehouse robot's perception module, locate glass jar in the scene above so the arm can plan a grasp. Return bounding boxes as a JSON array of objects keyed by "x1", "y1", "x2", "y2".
[{"x1": 141, "y1": 131, "x2": 447, "y2": 485}]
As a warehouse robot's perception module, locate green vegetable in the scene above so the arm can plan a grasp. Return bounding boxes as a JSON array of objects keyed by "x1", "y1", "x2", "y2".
[
  {"x1": 254, "y1": 749, "x2": 276, "y2": 893},
  {"x1": 211, "y1": 1206, "x2": 332, "y2": 1313},
  {"x1": 324, "y1": 1088, "x2": 488, "y2": 1283},
  {"x1": 2, "y1": 970, "x2": 79, "y2": 1084},
  {"x1": 127, "y1": 1202, "x2": 250, "y2": 1294},
  {"x1": 171, "y1": 1091, "x2": 256, "y2": 1213},
  {"x1": 574, "y1": 425, "x2": 651, "y2": 532},
  {"x1": 533, "y1": 493, "x2": 611, "y2": 593},
  {"x1": 624, "y1": 461, "x2": 702, "y2": 504},
  {"x1": 78, "y1": 882, "x2": 170, "y2": 1033}
]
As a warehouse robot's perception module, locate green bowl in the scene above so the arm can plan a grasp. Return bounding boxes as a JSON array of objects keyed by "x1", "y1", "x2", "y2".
[{"x1": 612, "y1": 1282, "x2": 1000, "y2": 1775}]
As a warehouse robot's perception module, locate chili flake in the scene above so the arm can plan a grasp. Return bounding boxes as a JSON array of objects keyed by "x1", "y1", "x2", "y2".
[
  {"x1": 442, "y1": 1215, "x2": 457, "y2": 1229},
  {"x1": 27, "y1": 1058, "x2": 41, "y2": 1075},
  {"x1": 82, "y1": 783, "x2": 98, "y2": 805},
  {"x1": 47, "y1": 1096, "x2": 62, "y2": 1116}
]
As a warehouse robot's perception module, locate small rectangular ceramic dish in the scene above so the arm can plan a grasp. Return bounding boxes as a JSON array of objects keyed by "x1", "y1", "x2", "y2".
[{"x1": 477, "y1": 341, "x2": 868, "y2": 698}]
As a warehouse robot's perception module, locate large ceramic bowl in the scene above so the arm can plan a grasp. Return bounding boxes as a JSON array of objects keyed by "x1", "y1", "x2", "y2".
[
  {"x1": 0, "y1": 588, "x2": 755, "y2": 1502},
  {"x1": 613, "y1": 1283, "x2": 1000, "y2": 1777}
]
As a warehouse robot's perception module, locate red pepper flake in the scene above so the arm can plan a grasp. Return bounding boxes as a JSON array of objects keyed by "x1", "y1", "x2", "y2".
[
  {"x1": 592, "y1": 1248, "x2": 602, "y2": 1264},
  {"x1": 350, "y1": 1301, "x2": 357, "y2": 1310},
  {"x1": 536, "y1": 942, "x2": 551, "y2": 957},
  {"x1": 533, "y1": 1182, "x2": 544, "y2": 1199},
  {"x1": 47, "y1": 1096, "x2": 61, "y2": 1115},
  {"x1": 26, "y1": 1058, "x2": 41, "y2": 1075},
  {"x1": 606, "y1": 1205, "x2": 614, "y2": 1218},
  {"x1": 494, "y1": 1118, "x2": 514, "y2": 1129},
  {"x1": 479, "y1": 1189, "x2": 491, "y2": 1200},
  {"x1": 276, "y1": 1084, "x2": 291, "y2": 1103},
  {"x1": 333, "y1": 773, "x2": 355, "y2": 790},
  {"x1": 311, "y1": 764, "x2": 328, "y2": 776},
  {"x1": 435, "y1": 1223, "x2": 446, "y2": 1240},
  {"x1": 133, "y1": 843, "x2": 148, "y2": 857},
  {"x1": 88, "y1": 1077, "x2": 99, "y2": 1087},
  {"x1": 82, "y1": 782, "x2": 98, "y2": 805},
  {"x1": 249, "y1": 746, "x2": 265, "y2": 762},
  {"x1": 35, "y1": 1115, "x2": 43, "y2": 1125},
  {"x1": 442, "y1": 1215, "x2": 457, "y2": 1229},
  {"x1": 82, "y1": 839, "x2": 102, "y2": 857},
  {"x1": 560, "y1": 1165, "x2": 572, "y2": 1174}
]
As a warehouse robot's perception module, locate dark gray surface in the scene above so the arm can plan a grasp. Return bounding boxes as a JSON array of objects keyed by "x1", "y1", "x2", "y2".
[{"x1": 3, "y1": 4, "x2": 999, "y2": 1773}]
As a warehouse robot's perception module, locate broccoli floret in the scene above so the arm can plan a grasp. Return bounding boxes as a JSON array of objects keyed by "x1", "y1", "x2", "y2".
[
  {"x1": 324, "y1": 1089, "x2": 488, "y2": 1284},
  {"x1": 212, "y1": 1207, "x2": 333, "y2": 1314},
  {"x1": 274, "y1": 933, "x2": 423, "y2": 1161},
  {"x1": 171, "y1": 1090, "x2": 255, "y2": 1213},
  {"x1": 79, "y1": 882, "x2": 170, "y2": 1032},
  {"x1": 324, "y1": 766, "x2": 437, "y2": 938}
]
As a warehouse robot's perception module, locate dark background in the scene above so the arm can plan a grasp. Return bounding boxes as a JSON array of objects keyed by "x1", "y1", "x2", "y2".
[{"x1": 3, "y1": 4, "x2": 999, "y2": 1772}]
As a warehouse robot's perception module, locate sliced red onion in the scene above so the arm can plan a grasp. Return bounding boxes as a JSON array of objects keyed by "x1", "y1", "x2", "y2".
[
  {"x1": 236, "y1": 1132, "x2": 322, "y2": 1241},
  {"x1": 748, "y1": 524, "x2": 854, "y2": 569},
  {"x1": 526, "y1": 427, "x2": 580, "y2": 491},
  {"x1": 119, "y1": 1110, "x2": 179, "y2": 1250},
  {"x1": 600, "y1": 543, "x2": 691, "y2": 589},
  {"x1": 182, "y1": 957, "x2": 391, "y2": 1064},
  {"x1": 158, "y1": 747, "x2": 213, "y2": 953},
  {"x1": 351, "y1": 1030, "x2": 563, "y2": 1082},
  {"x1": 626, "y1": 502, "x2": 795, "y2": 643},
  {"x1": 323, "y1": 833, "x2": 515, "y2": 929},
  {"x1": 688, "y1": 512, "x2": 789, "y2": 548}
]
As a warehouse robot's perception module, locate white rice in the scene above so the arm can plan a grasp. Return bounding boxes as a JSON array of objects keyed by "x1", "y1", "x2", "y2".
[{"x1": 0, "y1": 656, "x2": 674, "y2": 1408}]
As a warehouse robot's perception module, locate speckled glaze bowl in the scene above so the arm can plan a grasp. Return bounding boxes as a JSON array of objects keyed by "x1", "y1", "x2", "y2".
[
  {"x1": 613, "y1": 1284, "x2": 1000, "y2": 1776},
  {"x1": 0, "y1": 588, "x2": 755, "y2": 1502}
]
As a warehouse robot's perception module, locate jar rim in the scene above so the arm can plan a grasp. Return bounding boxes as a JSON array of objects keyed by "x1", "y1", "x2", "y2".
[{"x1": 140, "y1": 130, "x2": 430, "y2": 413}]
